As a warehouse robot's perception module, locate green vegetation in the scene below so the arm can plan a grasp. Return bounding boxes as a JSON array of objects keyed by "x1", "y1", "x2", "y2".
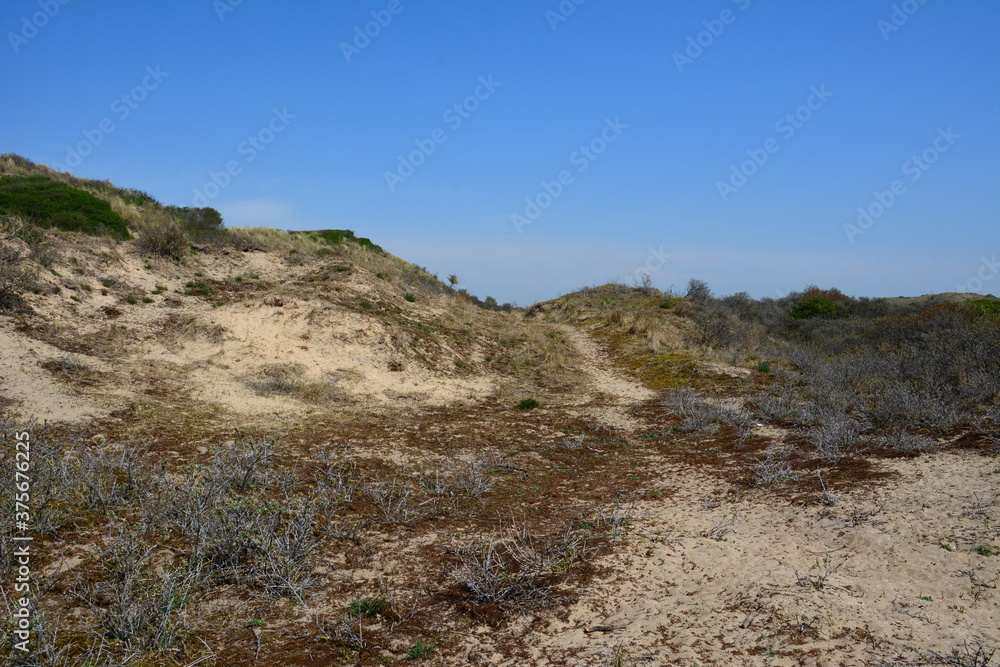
[
  {"x1": 970, "y1": 297, "x2": 1000, "y2": 318},
  {"x1": 163, "y1": 205, "x2": 224, "y2": 241},
  {"x1": 406, "y1": 640, "x2": 435, "y2": 660},
  {"x1": 404, "y1": 292, "x2": 416, "y2": 302},
  {"x1": 789, "y1": 287, "x2": 850, "y2": 319},
  {"x1": 184, "y1": 280, "x2": 212, "y2": 296},
  {"x1": 0, "y1": 175, "x2": 131, "y2": 240},
  {"x1": 348, "y1": 596, "x2": 388, "y2": 618},
  {"x1": 516, "y1": 398, "x2": 540, "y2": 410},
  {"x1": 290, "y1": 229, "x2": 384, "y2": 253}
]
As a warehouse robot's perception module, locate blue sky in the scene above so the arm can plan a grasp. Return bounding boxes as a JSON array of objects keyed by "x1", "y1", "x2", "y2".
[{"x1": 3, "y1": 0, "x2": 998, "y2": 305}]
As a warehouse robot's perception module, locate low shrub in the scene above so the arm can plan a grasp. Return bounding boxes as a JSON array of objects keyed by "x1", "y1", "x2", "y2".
[
  {"x1": 0, "y1": 242, "x2": 38, "y2": 310},
  {"x1": 136, "y1": 216, "x2": 188, "y2": 260},
  {"x1": 0, "y1": 175, "x2": 131, "y2": 240},
  {"x1": 348, "y1": 596, "x2": 388, "y2": 618}
]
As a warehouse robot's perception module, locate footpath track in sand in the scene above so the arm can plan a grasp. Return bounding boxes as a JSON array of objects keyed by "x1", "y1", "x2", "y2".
[{"x1": 555, "y1": 324, "x2": 655, "y2": 433}]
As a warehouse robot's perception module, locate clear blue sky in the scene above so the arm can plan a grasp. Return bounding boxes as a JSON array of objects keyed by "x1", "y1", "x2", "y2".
[{"x1": 3, "y1": 0, "x2": 998, "y2": 305}]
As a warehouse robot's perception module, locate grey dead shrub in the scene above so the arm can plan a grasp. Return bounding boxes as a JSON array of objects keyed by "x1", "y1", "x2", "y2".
[
  {"x1": 550, "y1": 433, "x2": 587, "y2": 451},
  {"x1": 750, "y1": 385, "x2": 808, "y2": 424},
  {"x1": 308, "y1": 447, "x2": 361, "y2": 539},
  {"x1": 141, "y1": 435, "x2": 321, "y2": 596},
  {"x1": 195, "y1": 495, "x2": 277, "y2": 581},
  {"x1": 591, "y1": 644, "x2": 640, "y2": 667},
  {"x1": 0, "y1": 582, "x2": 73, "y2": 666},
  {"x1": 311, "y1": 446, "x2": 357, "y2": 506},
  {"x1": 159, "y1": 482, "x2": 320, "y2": 595},
  {"x1": 813, "y1": 469, "x2": 843, "y2": 507},
  {"x1": 699, "y1": 515, "x2": 740, "y2": 541},
  {"x1": 662, "y1": 387, "x2": 750, "y2": 433},
  {"x1": 446, "y1": 525, "x2": 587, "y2": 612},
  {"x1": 878, "y1": 429, "x2": 938, "y2": 454},
  {"x1": 74, "y1": 440, "x2": 150, "y2": 514},
  {"x1": 808, "y1": 419, "x2": 866, "y2": 465},
  {"x1": 284, "y1": 250, "x2": 312, "y2": 267},
  {"x1": 0, "y1": 420, "x2": 77, "y2": 535},
  {"x1": 736, "y1": 423, "x2": 754, "y2": 447},
  {"x1": 905, "y1": 641, "x2": 997, "y2": 666},
  {"x1": 206, "y1": 435, "x2": 276, "y2": 492},
  {"x1": 252, "y1": 501, "x2": 321, "y2": 598},
  {"x1": 748, "y1": 449, "x2": 798, "y2": 486},
  {"x1": 363, "y1": 475, "x2": 438, "y2": 525},
  {"x1": 43, "y1": 353, "x2": 90, "y2": 378},
  {"x1": 794, "y1": 555, "x2": 842, "y2": 591},
  {"x1": 145, "y1": 471, "x2": 221, "y2": 547},
  {"x1": 74, "y1": 525, "x2": 191, "y2": 653},
  {"x1": 438, "y1": 450, "x2": 504, "y2": 498},
  {"x1": 585, "y1": 497, "x2": 639, "y2": 542}
]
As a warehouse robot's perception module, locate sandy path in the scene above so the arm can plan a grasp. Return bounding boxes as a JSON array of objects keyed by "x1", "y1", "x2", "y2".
[{"x1": 557, "y1": 324, "x2": 655, "y2": 432}]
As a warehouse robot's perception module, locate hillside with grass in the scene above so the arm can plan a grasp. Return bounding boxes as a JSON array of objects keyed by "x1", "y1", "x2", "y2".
[{"x1": 1, "y1": 155, "x2": 998, "y2": 666}]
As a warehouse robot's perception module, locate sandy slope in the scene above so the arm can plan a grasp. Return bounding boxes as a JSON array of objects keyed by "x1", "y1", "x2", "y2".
[
  {"x1": 0, "y1": 321, "x2": 117, "y2": 422},
  {"x1": 504, "y1": 447, "x2": 1000, "y2": 666},
  {"x1": 0, "y1": 240, "x2": 498, "y2": 425}
]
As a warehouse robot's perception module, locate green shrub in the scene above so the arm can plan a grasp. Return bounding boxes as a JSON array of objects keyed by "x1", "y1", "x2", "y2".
[
  {"x1": 47, "y1": 210, "x2": 89, "y2": 232},
  {"x1": 0, "y1": 175, "x2": 130, "y2": 240},
  {"x1": 290, "y1": 229, "x2": 384, "y2": 253},
  {"x1": 789, "y1": 286, "x2": 850, "y2": 320},
  {"x1": 348, "y1": 596, "x2": 387, "y2": 618},
  {"x1": 184, "y1": 280, "x2": 212, "y2": 296},
  {"x1": 516, "y1": 398, "x2": 540, "y2": 410},
  {"x1": 969, "y1": 298, "x2": 1000, "y2": 319},
  {"x1": 404, "y1": 293, "x2": 416, "y2": 302},
  {"x1": 406, "y1": 640, "x2": 435, "y2": 660}
]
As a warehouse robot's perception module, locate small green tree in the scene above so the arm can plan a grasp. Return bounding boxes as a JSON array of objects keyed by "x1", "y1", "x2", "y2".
[
  {"x1": 789, "y1": 287, "x2": 850, "y2": 319},
  {"x1": 448, "y1": 274, "x2": 459, "y2": 287}
]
